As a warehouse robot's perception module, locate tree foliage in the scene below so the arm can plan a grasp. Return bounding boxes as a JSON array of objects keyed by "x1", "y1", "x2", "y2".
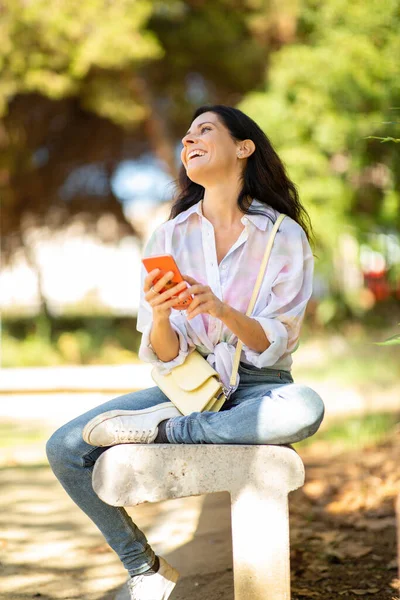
[
  {"x1": 1, "y1": 0, "x2": 399, "y2": 307},
  {"x1": 0, "y1": 0, "x2": 163, "y2": 122},
  {"x1": 239, "y1": 0, "x2": 400, "y2": 256},
  {"x1": 0, "y1": 0, "x2": 273, "y2": 264}
]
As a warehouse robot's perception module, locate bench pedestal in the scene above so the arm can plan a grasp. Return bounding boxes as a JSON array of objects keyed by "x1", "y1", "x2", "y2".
[{"x1": 93, "y1": 444, "x2": 305, "y2": 600}]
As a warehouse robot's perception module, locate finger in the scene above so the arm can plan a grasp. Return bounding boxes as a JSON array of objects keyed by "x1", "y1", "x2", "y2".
[
  {"x1": 186, "y1": 304, "x2": 199, "y2": 319},
  {"x1": 144, "y1": 268, "x2": 160, "y2": 291},
  {"x1": 181, "y1": 274, "x2": 198, "y2": 284},
  {"x1": 145, "y1": 269, "x2": 173, "y2": 293},
  {"x1": 186, "y1": 297, "x2": 199, "y2": 312},
  {"x1": 150, "y1": 281, "x2": 187, "y2": 305},
  {"x1": 151, "y1": 270, "x2": 175, "y2": 294},
  {"x1": 149, "y1": 293, "x2": 181, "y2": 308},
  {"x1": 170, "y1": 280, "x2": 189, "y2": 295},
  {"x1": 186, "y1": 293, "x2": 210, "y2": 314},
  {"x1": 178, "y1": 284, "x2": 204, "y2": 299},
  {"x1": 188, "y1": 298, "x2": 214, "y2": 318},
  {"x1": 187, "y1": 304, "x2": 207, "y2": 319}
]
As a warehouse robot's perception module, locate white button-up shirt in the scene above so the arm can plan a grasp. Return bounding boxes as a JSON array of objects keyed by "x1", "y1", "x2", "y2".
[{"x1": 137, "y1": 198, "x2": 314, "y2": 395}]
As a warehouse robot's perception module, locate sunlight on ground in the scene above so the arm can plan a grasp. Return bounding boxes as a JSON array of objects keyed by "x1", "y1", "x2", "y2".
[
  {"x1": 126, "y1": 496, "x2": 205, "y2": 556},
  {"x1": 0, "y1": 462, "x2": 206, "y2": 599}
]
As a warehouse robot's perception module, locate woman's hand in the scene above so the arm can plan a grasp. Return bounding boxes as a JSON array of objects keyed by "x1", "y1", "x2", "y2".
[
  {"x1": 144, "y1": 269, "x2": 188, "y2": 322},
  {"x1": 179, "y1": 275, "x2": 226, "y2": 321}
]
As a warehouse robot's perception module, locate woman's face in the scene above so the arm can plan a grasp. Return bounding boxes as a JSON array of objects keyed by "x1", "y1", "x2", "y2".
[{"x1": 180, "y1": 111, "x2": 243, "y2": 186}]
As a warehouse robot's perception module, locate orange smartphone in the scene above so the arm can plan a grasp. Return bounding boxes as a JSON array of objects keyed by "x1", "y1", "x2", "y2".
[{"x1": 142, "y1": 254, "x2": 193, "y2": 310}]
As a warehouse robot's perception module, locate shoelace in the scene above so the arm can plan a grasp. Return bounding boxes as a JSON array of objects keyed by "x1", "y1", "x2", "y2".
[{"x1": 114, "y1": 429, "x2": 154, "y2": 443}]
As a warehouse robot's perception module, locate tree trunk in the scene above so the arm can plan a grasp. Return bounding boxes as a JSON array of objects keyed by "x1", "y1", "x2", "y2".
[
  {"x1": 134, "y1": 74, "x2": 179, "y2": 180},
  {"x1": 21, "y1": 231, "x2": 53, "y2": 340}
]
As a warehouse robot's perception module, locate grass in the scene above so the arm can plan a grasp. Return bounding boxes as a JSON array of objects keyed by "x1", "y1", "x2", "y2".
[
  {"x1": 292, "y1": 324, "x2": 400, "y2": 388},
  {"x1": 294, "y1": 411, "x2": 400, "y2": 452},
  {"x1": 0, "y1": 421, "x2": 52, "y2": 448}
]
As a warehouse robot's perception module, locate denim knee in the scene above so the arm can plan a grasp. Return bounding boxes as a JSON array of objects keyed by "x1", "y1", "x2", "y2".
[
  {"x1": 46, "y1": 427, "x2": 64, "y2": 473},
  {"x1": 293, "y1": 383, "x2": 325, "y2": 436},
  {"x1": 46, "y1": 423, "x2": 80, "y2": 474}
]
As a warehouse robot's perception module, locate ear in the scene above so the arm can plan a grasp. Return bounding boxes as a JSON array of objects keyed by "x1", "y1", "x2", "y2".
[{"x1": 241, "y1": 139, "x2": 256, "y2": 158}]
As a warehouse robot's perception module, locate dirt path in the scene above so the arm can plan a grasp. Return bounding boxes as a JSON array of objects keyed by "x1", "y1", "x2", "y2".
[
  {"x1": 289, "y1": 432, "x2": 400, "y2": 599},
  {"x1": 0, "y1": 425, "x2": 399, "y2": 600}
]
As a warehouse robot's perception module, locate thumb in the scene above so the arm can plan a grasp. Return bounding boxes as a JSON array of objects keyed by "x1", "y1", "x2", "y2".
[{"x1": 182, "y1": 274, "x2": 197, "y2": 284}]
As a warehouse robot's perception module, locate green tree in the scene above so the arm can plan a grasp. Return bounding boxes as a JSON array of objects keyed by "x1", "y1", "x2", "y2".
[
  {"x1": 239, "y1": 0, "x2": 400, "y2": 256},
  {"x1": 1, "y1": 0, "x2": 275, "y2": 268}
]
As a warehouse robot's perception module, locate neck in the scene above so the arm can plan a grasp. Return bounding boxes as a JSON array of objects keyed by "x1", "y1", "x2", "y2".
[{"x1": 201, "y1": 182, "x2": 251, "y2": 229}]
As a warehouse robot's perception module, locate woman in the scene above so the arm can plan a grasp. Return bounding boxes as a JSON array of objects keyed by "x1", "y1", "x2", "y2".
[{"x1": 47, "y1": 105, "x2": 325, "y2": 600}]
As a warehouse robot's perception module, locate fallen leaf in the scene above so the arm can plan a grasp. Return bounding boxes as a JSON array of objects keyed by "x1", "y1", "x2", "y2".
[
  {"x1": 390, "y1": 578, "x2": 400, "y2": 590},
  {"x1": 303, "y1": 480, "x2": 332, "y2": 501},
  {"x1": 315, "y1": 531, "x2": 347, "y2": 544},
  {"x1": 371, "y1": 554, "x2": 384, "y2": 561},
  {"x1": 388, "y1": 558, "x2": 398, "y2": 570},
  {"x1": 353, "y1": 516, "x2": 396, "y2": 531},
  {"x1": 338, "y1": 541, "x2": 373, "y2": 558},
  {"x1": 325, "y1": 549, "x2": 345, "y2": 562},
  {"x1": 292, "y1": 588, "x2": 321, "y2": 597},
  {"x1": 349, "y1": 589, "x2": 380, "y2": 595}
]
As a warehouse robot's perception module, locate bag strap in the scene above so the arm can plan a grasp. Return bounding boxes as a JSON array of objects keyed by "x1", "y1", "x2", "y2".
[{"x1": 228, "y1": 213, "x2": 287, "y2": 388}]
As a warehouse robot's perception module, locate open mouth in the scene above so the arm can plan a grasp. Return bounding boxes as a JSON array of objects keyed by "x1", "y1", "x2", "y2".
[
  {"x1": 189, "y1": 156, "x2": 206, "y2": 163},
  {"x1": 187, "y1": 151, "x2": 208, "y2": 163}
]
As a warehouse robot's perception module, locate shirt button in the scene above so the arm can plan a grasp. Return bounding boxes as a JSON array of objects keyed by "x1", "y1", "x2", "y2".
[
  {"x1": 222, "y1": 265, "x2": 227, "y2": 270},
  {"x1": 242, "y1": 217, "x2": 248, "y2": 223}
]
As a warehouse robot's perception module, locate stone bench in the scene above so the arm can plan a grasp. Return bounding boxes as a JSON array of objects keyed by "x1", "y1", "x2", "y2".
[{"x1": 92, "y1": 444, "x2": 305, "y2": 600}]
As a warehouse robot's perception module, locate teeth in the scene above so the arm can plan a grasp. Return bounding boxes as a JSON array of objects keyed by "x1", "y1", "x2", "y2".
[{"x1": 188, "y1": 150, "x2": 206, "y2": 160}]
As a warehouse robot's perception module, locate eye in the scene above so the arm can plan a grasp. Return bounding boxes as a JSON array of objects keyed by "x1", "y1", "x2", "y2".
[{"x1": 181, "y1": 126, "x2": 212, "y2": 146}]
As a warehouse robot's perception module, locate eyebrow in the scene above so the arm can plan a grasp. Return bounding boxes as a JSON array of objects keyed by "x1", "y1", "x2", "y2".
[{"x1": 185, "y1": 121, "x2": 215, "y2": 136}]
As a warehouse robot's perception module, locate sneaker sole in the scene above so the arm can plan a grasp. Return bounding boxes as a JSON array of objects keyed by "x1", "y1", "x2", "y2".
[{"x1": 82, "y1": 402, "x2": 179, "y2": 445}]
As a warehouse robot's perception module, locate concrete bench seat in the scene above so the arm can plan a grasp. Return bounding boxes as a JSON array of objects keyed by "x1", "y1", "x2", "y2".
[{"x1": 92, "y1": 444, "x2": 305, "y2": 600}]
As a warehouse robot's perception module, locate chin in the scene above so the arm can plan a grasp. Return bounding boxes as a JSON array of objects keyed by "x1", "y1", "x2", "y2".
[
  {"x1": 186, "y1": 169, "x2": 205, "y2": 186},
  {"x1": 186, "y1": 165, "x2": 215, "y2": 186}
]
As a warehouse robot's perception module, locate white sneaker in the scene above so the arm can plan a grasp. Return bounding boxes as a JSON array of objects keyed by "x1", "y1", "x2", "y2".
[
  {"x1": 127, "y1": 556, "x2": 180, "y2": 600},
  {"x1": 82, "y1": 402, "x2": 181, "y2": 446}
]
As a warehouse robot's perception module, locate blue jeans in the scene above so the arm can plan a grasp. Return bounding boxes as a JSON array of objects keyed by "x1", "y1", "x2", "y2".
[{"x1": 46, "y1": 364, "x2": 324, "y2": 577}]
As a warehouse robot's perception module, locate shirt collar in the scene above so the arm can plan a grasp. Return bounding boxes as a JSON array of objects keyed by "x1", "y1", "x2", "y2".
[{"x1": 174, "y1": 198, "x2": 271, "y2": 231}]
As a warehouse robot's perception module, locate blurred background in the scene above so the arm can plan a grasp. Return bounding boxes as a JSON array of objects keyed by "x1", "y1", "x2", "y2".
[
  {"x1": 1, "y1": 0, "x2": 400, "y2": 368},
  {"x1": 0, "y1": 1, "x2": 399, "y2": 598}
]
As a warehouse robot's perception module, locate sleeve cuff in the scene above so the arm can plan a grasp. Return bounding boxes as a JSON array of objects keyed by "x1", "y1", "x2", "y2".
[
  {"x1": 242, "y1": 316, "x2": 288, "y2": 368},
  {"x1": 138, "y1": 320, "x2": 195, "y2": 374}
]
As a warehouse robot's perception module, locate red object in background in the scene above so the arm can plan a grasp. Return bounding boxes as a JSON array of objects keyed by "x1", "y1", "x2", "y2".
[
  {"x1": 395, "y1": 280, "x2": 400, "y2": 300},
  {"x1": 363, "y1": 269, "x2": 392, "y2": 301}
]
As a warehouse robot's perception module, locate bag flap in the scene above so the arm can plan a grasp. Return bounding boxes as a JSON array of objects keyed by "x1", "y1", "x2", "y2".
[{"x1": 171, "y1": 352, "x2": 220, "y2": 392}]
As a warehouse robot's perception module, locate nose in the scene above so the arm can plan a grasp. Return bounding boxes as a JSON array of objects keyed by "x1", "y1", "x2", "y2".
[{"x1": 181, "y1": 133, "x2": 197, "y2": 147}]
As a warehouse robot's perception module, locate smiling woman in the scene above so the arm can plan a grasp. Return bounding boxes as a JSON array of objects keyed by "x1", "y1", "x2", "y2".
[
  {"x1": 173, "y1": 104, "x2": 314, "y2": 243},
  {"x1": 46, "y1": 104, "x2": 325, "y2": 600}
]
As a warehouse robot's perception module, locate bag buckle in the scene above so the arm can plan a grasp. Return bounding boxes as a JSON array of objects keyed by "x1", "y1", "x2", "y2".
[{"x1": 221, "y1": 385, "x2": 231, "y2": 399}]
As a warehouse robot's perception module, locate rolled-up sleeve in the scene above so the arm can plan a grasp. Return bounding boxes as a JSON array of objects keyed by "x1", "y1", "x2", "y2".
[
  {"x1": 242, "y1": 223, "x2": 314, "y2": 368},
  {"x1": 136, "y1": 227, "x2": 196, "y2": 373}
]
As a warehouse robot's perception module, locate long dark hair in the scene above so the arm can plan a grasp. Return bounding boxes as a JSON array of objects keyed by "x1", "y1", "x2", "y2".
[{"x1": 168, "y1": 104, "x2": 315, "y2": 247}]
